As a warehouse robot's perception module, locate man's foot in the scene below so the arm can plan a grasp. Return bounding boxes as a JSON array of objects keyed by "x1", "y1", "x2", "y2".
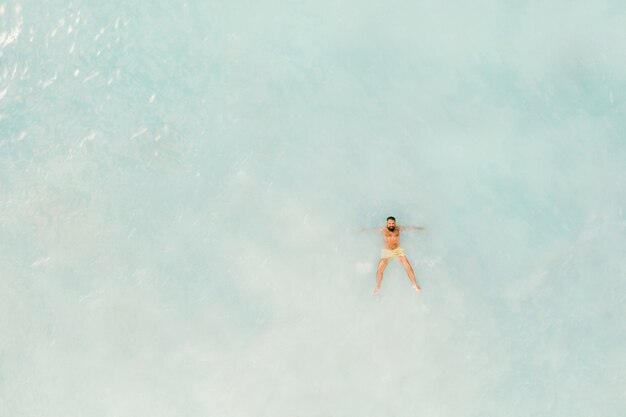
[
  {"x1": 412, "y1": 284, "x2": 421, "y2": 292},
  {"x1": 372, "y1": 287, "x2": 380, "y2": 295}
]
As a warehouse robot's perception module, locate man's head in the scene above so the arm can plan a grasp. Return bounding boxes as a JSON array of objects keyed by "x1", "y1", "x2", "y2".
[{"x1": 386, "y1": 216, "x2": 396, "y2": 231}]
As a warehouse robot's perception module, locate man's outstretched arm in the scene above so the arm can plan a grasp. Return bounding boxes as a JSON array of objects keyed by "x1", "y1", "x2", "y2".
[{"x1": 399, "y1": 225, "x2": 426, "y2": 231}]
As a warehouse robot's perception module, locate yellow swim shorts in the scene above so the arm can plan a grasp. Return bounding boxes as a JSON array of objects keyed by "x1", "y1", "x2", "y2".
[{"x1": 380, "y1": 247, "x2": 406, "y2": 259}]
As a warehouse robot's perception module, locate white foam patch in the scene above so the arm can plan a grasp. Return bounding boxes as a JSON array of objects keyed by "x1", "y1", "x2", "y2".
[{"x1": 355, "y1": 261, "x2": 373, "y2": 274}]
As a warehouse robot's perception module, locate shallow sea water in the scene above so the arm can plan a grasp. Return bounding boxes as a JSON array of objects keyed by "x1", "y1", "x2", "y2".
[{"x1": 1, "y1": 1, "x2": 626, "y2": 416}]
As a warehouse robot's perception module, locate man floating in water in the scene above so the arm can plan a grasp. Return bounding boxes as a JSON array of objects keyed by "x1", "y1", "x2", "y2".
[{"x1": 362, "y1": 216, "x2": 425, "y2": 295}]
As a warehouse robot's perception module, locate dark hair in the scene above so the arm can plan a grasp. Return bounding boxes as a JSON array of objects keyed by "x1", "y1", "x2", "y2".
[{"x1": 386, "y1": 216, "x2": 396, "y2": 221}]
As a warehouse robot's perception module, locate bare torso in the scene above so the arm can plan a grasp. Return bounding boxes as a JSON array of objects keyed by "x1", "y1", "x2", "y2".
[{"x1": 382, "y1": 228, "x2": 401, "y2": 249}]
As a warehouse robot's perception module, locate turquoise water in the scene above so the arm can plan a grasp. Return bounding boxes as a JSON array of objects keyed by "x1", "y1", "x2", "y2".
[{"x1": 2, "y1": 1, "x2": 626, "y2": 416}]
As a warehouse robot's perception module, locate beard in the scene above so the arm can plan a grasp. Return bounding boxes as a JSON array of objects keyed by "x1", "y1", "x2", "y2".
[{"x1": 387, "y1": 226, "x2": 395, "y2": 232}]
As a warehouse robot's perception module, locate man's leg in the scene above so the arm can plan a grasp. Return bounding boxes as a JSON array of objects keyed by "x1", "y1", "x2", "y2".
[
  {"x1": 373, "y1": 258, "x2": 388, "y2": 294},
  {"x1": 400, "y1": 256, "x2": 421, "y2": 292}
]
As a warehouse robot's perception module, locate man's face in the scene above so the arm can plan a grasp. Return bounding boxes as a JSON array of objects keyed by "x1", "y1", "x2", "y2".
[{"x1": 386, "y1": 219, "x2": 396, "y2": 231}]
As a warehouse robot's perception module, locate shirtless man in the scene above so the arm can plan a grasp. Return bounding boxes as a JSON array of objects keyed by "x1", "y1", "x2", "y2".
[{"x1": 363, "y1": 216, "x2": 425, "y2": 295}]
